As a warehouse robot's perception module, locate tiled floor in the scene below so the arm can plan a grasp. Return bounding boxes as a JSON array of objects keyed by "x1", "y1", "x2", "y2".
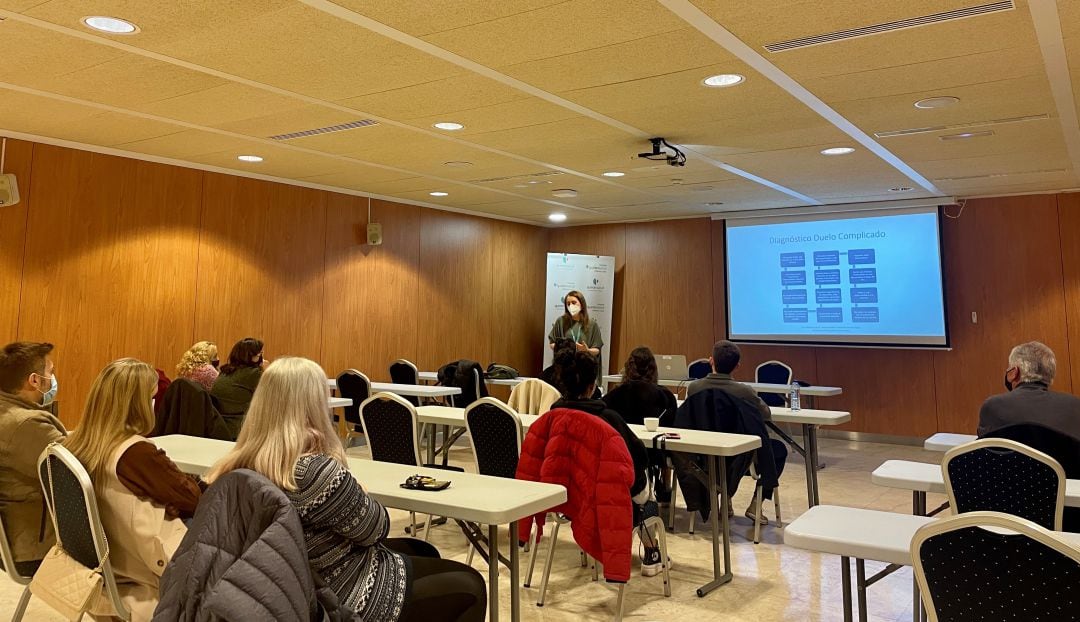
[{"x1": 1, "y1": 437, "x2": 947, "y2": 621}]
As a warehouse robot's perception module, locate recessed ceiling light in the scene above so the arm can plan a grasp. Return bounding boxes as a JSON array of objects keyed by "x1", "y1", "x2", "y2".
[
  {"x1": 433, "y1": 122, "x2": 464, "y2": 131},
  {"x1": 237, "y1": 155, "x2": 263, "y2": 162},
  {"x1": 702, "y1": 74, "x2": 745, "y2": 88},
  {"x1": 549, "y1": 213, "x2": 567, "y2": 223},
  {"x1": 915, "y1": 96, "x2": 960, "y2": 109},
  {"x1": 940, "y1": 130, "x2": 994, "y2": 140},
  {"x1": 82, "y1": 16, "x2": 138, "y2": 34},
  {"x1": 888, "y1": 186, "x2": 914, "y2": 193},
  {"x1": 443, "y1": 161, "x2": 473, "y2": 168},
  {"x1": 429, "y1": 191, "x2": 449, "y2": 197},
  {"x1": 552, "y1": 189, "x2": 578, "y2": 198},
  {"x1": 602, "y1": 171, "x2": 625, "y2": 177},
  {"x1": 820, "y1": 147, "x2": 856, "y2": 156}
]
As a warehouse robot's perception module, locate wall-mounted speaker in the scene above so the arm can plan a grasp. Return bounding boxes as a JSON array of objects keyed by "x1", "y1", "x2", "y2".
[
  {"x1": 0, "y1": 174, "x2": 19, "y2": 206},
  {"x1": 367, "y1": 222, "x2": 383, "y2": 246}
]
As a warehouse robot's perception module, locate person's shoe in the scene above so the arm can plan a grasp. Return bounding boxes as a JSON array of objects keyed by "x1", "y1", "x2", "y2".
[
  {"x1": 744, "y1": 499, "x2": 769, "y2": 525},
  {"x1": 727, "y1": 501, "x2": 734, "y2": 518},
  {"x1": 654, "y1": 480, "x2": 671, "y2": 504},
  {"x1": 641, "y1": 546, "x2": 665, "y2": 577}
]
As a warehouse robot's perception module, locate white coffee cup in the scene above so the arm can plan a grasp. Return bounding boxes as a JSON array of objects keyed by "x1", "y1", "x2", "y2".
[{"x1": 644, "y1": 417, "x2": 660, "y2": 432}]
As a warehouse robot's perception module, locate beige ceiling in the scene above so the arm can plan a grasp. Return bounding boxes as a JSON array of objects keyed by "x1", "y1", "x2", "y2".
[{"x1": 0, "y1": 0, "x2": 1077, "y2": 226}]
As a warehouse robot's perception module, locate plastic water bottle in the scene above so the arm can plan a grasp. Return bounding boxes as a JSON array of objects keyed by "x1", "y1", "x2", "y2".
[{"x1": 789, "y1": 382, "x2": 801, "y2": 412}]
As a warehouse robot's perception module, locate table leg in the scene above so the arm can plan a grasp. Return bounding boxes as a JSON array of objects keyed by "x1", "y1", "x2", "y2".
[
  {"x1": 509, "y1": 522, "x2": 520, "y2": 622},
  {"x1": 802, "y1": 424, "x2": 822, "y2": 507},
  {"x1": 856, "y1": 558, "x2": 868, "y2": 622},
  {"x1": 696, "y1": 455, "x2": 733, "y2": 597},
  {"x1": 440, "y1": 424, "x2": 450, "y2": 466},
  {"x1": 489, "y1": 524, "x2": 500, "y2": 622},
  {"x1": 841, "y1": 556, "x2": 852, "y2": 622},
  {"x1": 912, "y1": 492, "x2": 926, "y2": 622},
  {"x1": 425, "y1": 424, "x2": 436, "y2": 465}
]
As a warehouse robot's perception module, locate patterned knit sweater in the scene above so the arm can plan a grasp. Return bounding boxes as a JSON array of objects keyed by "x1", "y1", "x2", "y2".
[{"x1": 288, "y1": 454, "x2": 409, "y2": 621}]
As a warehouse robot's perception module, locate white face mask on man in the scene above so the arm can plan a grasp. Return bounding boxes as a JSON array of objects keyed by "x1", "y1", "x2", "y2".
[
  {"x1": 34, "y1": 373, "x2": 58, "y2": 406},
  {"x1": 567, "y1": 303, "x2": 581, "y2": 316}
]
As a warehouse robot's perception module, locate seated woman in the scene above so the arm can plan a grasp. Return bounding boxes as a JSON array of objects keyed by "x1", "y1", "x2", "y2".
[
  {"x1": 64, "y1": 358, "x2": 202, "y2": 621},
  {"x1": 175, "y1": 341, "x2": 219, "y2": 392},
  {"x1": 603, "y1": 347, "x2": 678, "y2": 502},
  {"x1": 206, "y1": 357, "x2": 486, "y2": 622},
  {"x1": 550, "y1": 350, "x2": 665, "y2": 577},
  {"x1": 210, "y1": 337, "x2": 265, "y2": 438}
]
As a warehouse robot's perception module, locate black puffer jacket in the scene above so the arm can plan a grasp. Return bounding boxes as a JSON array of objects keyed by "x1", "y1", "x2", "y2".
[{"x1": 153, "y1": 469, "x2": 353, "y2": 622}]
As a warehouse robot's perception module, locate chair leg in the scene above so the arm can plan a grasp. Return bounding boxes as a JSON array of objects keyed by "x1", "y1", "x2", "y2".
[
  {"x1": 525, "y1": 531, "x2": 542, "y2": 587},
  {"x1": 466, "y1": 543, "x2": 475, "y2": 567},
  {"x1": 409, "y1": 512, "x2": 418, "y2": 537},
  {"x1": 773, "y1": 488, "x2": 783, "y2": 528},
  {"x1": 537, "y1": 521, "x2": 561, "y2": 606},
  {"x1": 580, "y1": 549, "x2": 587, "y2": 567},
  {"x1": 12, "y1": 586, "x2": 30, "y2": 622},
  {"x1": 614, "y1": 583, "x2": 626, "y2": 622},
  {"x1": 668, "y1": 474, "x2": 679, "y2": 533},
  {"x1": 592, "y1": 554, "x2": 599, "y2": 581},
  {"x1": 689, "y1": 511, "x2": 696, "y2": 535},
  {"x1": 753, "y1": 483, "x2": 764, "y2": 544},
  {"x1": 423, "y1": 514, "x2": 433, "y2": 542},
  {"x1": 645, "y1": 517, "x2": 671, "y2": 597}
]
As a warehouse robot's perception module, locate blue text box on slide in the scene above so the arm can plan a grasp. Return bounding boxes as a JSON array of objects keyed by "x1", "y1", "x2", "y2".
[
  {"x1": 814, "y1": 269, "x2": 841, "y2": 285},
  {"x1": 853, "y1": 308, "x2": 880, "y2": 322},
  {"x1": 813, "y1": 251, "x2": 839, "y2": 266},
  {"x1": 815, "y1": 288, "x2": 841, "y2": 304},
  {"x1": 850, "y1": 287, "x2": 878, "y2": 303},
  {"x1": 782, "y1": 289, "x2": 808, "y2": 304},
  {"x1": 783, "y1": 308, "x2": 809, "y2": 323},
  {"x1": 816, "y1": 307, "x2": 843, "y2": 322},
  {"x1": 849, "y1": 268, "x2": 877, "y2": 284},
  {"x1": 780, "y1": 252, "x2": 805, "y2": 267},
  {"x1": 848, "y1": 249, "x2": 876, "y2": 265},
  {"x1": 782, "y1": 271, "x2": 807, "y2": 286}
]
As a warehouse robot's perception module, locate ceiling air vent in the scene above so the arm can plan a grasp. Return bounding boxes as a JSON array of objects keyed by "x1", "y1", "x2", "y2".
[
  {"x1": 763, "y1": 1, "x2": 1014, "y2": 52},
  {"x1": 874, "y1": 113, "x2": 1048, "y2": 138},
  {"x1": 471, "y1": 171, "x2": 564, "y2": 184},
  {"x1": 268, "y1": 119, "x2": 379, "y2": 141}
]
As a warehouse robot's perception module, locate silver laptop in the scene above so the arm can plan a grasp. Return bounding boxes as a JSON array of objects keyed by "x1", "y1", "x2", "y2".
[{"x1": 656, "y1": 355, "x2": 689, "y2": 381}]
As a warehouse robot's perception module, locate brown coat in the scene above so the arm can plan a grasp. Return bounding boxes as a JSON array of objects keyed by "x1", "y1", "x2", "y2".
[{"x1": 0, "y1": 391, "x2": 66, "y2": 564}]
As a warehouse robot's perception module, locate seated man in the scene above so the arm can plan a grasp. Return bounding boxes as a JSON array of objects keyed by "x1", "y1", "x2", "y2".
[
  {"x1": 0, "y1": 342, "x2": 66, "y2": 575},
  {"x1": 978, "y1": 341, "x2": 1080, "y2": 439},
  {"x1": 687, "y1": 340, "x2": 787, "y2": 523}
]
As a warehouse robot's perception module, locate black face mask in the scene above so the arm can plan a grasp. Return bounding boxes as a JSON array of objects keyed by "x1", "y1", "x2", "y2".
[
  {"x1": 1004, "y1": 371, "x2": 1014, "y2": 392},
  {"x1": 210, "y1": 359, "x2": 220, "y2": 369},
  {"x1": 255, "y1": 355, "x2": 264, "y2": 366}
]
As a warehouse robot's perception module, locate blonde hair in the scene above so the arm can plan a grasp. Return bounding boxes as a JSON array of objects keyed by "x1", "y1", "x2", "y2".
[
  {"x1": 206, "y1": 357, "x2": 345, "y2": 490},
  {"x1": 176, "y1": 341, "x2": 217, "y2": 378},
  {"x1": 64, "y1": 358, "x2": 158, "y2": 481}
]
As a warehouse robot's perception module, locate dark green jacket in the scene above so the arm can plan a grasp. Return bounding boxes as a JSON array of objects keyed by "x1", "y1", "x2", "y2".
[{"x1": 210, "y1": 366, "x2": 262, "y2": 416}]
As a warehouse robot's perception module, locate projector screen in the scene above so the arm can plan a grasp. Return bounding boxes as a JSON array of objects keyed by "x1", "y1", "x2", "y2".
[{"x1": 724, "y1": 206, "x2": 949, "y2": 348}]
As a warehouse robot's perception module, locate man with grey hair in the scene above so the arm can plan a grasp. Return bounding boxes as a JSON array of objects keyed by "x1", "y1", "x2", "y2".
[{"x1": 977, "y1": 341, "x2": 1080, "y2": 438}]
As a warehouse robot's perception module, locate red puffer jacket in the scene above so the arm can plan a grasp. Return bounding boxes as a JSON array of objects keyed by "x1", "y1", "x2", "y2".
[{"x1": 515, "y1": 408, "x2": 634, "y2": 582}]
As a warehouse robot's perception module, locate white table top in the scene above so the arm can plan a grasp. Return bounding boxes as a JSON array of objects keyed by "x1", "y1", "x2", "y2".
[
  {"x1": 151, "y1": 435, "x2": 566, "y2": 525},
  {"x1": 417, "y1": 371, "x2": 529, "y2": 387},
  {"x1": 923, "y1": 432, "x2": 977, "y2": 452},
  {"x1": 670, "y1": 403, "x2": 851, "y2": 426},
  {"x1": 784, "y1": 505, "x2": 935, "y2": 565},
  {"x1": 604, "y1": 375, "x2": 843, "y2": 396},
  {"x1": 326, "y1": 378, "x2": 462, "y2": 397},
  {"x1": 785, "y1": 504, "x2": 1080, "y2": 566},
  {"x1": 328, "y1": 396, "x2": 352, "y2": 409},
  {"x1": 414, "y1": 405, "x2": 761, "y2": 458},
  {"x1": 872, "y1": 459, "x2": 1080, "y2": 507}
]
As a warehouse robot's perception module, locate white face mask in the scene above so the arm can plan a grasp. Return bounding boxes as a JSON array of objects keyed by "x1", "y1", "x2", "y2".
[
  {"x1": 567, "y1": 304, "x2": 581, "y2": 316},
  {"x1": 35, "y1": 373, "x2": 58, "y2": 407}
]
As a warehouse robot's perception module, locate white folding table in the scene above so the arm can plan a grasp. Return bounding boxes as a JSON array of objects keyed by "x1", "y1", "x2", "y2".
[
  {"x1": 415, "y1": 405, "x2": 761, "y2": 597},
  {"x1": 326, "y1": 378, "x2": 462, "y2": 399},
  {"x1": 417, "y1": 370, "x2": 530, "y2": 387},
  {"x1": 922, "y1": 432, "x2": 976, "y2": 452},
  {"x1": 151, "y1": 435, "x2": 566, "y2": 622}
]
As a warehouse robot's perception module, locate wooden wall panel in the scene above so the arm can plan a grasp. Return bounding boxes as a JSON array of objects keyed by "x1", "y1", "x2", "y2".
[
  {"x1": 321, "y1": 196, "x2": 420, "y2": 381},
  {"x1": 0, "y1": 138, "x2": 33, "y2": 341},
  {"x1": 489, "y1": 220, "x2": 548, "y2": 376},
  {"x1": 933, "y1": 196, "x2": 1071, "y2": 434},
  {"x1": 1061, "y1": 192, "x2": 1080, "y2": 393},
  {"x1": 18, "y1": 147, "x2": 202, "y2": 426},
  {"x1": 548, "y1": 224, "x2": 627, "y2": 373},
  {"x1": 417, "y1": 211, "x2": 493, "y2": 372},
  {"x1": 194, "y1": 174, "x2": 326, "y2": 365},
  {"x1": 619, "y1": 218, "x2": 714, "y2": 373}
]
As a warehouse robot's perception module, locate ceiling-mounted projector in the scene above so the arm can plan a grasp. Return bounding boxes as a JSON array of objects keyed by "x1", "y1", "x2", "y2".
[
  {"x1": 637, "y1": 138, "x2": 686, "y2": 167},
  {"x1": 0, "y1": 174, "x2": 19, "y2": 206}
]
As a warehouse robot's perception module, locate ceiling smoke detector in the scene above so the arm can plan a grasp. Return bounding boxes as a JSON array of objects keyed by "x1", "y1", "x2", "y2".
[{"x1": 915, "y1": 96, "x2": 960, "y2": 109}]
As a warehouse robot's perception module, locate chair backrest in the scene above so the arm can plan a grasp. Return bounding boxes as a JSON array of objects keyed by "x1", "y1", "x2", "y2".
[
  {"x1": 508, "y1": 378, "x2": 560, "y2": 416},
  {"x1": 388, "y1": 359, "x2": 421, "y2": 407},
  {"x1": 465, "y1": 398, "x2": 523, "y2": 479},
  {"x1": 687, "y1": 358, "x2": 711, "y2": 380},
  {"x1": 37, "y1": 444, "x2": 129, "y2": 619},
  {"x1": 943, "y1": 438, "x2": 1065, "y2": 530},
  {"x1": 359, "y1": 392, "x2": 421, "y2": 466},
  {"x1": 336, "y1": 369, "x2": 371, "y2": 428},
  {"x1": 0, "y1": 512, "x2": 30, "y2": 584},
  {"x1": 754, "y1": 360, "x2": 793, "y2": 407},
  {"x1": 912, "y1": 511, "x2": 1080, "y2": 621}
]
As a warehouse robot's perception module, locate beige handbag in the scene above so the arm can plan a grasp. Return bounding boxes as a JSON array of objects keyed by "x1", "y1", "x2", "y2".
[{"x1": 29, "y1": 446, "x2": 108, "y2": 621}]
